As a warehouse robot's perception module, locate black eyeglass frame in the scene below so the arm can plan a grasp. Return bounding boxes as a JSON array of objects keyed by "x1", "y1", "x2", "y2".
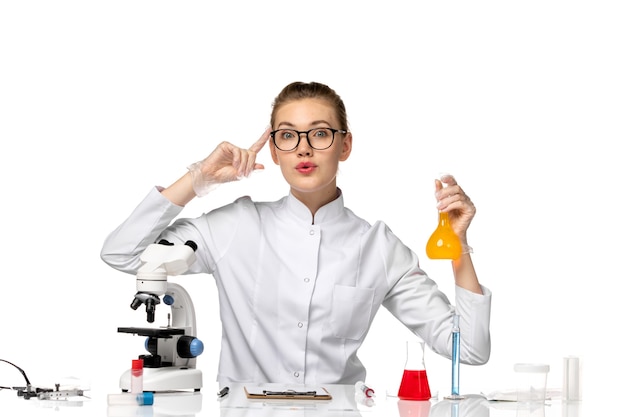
[{"x1": 270, "y1": 128, "x2": 347, "y2": 151}]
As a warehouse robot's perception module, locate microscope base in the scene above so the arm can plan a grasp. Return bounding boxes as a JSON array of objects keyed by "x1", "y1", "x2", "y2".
[{"x1": 119, "y1": 366, "x2": 203, "y2": 392}]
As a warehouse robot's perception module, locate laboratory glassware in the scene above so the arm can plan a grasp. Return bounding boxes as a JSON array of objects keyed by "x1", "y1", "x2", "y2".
[
  {"x1": 397, "y1": 339, "x2": 432, "y2": 401},
  {"x1": 444, "y1": 314, "x2": 465, "y2": 400},
  {"x1": 107, "y1": 392, "x2": 154, "y2": 406},
  {"x1": 131, "y1": 359, "x2": 143, "y2": 394},
  {"x1": 426, "y1": 211, "x2": 462, "y2": 260},
  {"x1": 355, "y1": 381, "x2": 375, "y2": 398}
]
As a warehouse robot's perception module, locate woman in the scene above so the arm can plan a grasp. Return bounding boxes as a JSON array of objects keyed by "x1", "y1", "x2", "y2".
[{"x1": 101, "y1": 81, "x2": 491, "y2": 386}]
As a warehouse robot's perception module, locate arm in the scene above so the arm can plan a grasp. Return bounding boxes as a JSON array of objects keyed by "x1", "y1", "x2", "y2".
[
  {"x1": 452, "y1": 254, "x2": 481, "y2": 294},
  {"x1": 380, "y1": 229, "x2": 490, "y2": 365},
  {"x1": 162, "y1": 129, "x2": 271, "y2": 206},
  {"x1": 101, "y1": 129, "x2": 271, "y2": 271}
]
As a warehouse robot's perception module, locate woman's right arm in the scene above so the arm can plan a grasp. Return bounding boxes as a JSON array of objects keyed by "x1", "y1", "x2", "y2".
[
  {"x1": 100, "y1": 130, "x2": 271, "y2": 273},
  {"x1": 161, "y1": 172, "x2": 197, "y2": 207},
  {"x1": 100, "y1": 186, "x2": 187, "y2": 273},
  {"x1": 167, "y1": 130, "x2": 271, "y2": 205}
]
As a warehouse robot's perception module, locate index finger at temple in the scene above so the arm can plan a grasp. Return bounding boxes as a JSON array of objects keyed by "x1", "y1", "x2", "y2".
[{"x1": 249, "y1": 127, "x2": 272, "y2": 152}]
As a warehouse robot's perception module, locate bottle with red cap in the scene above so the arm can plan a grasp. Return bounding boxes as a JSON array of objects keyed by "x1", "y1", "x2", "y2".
[{"x1": 131, "y1": 359, "x2": 144, "y2": 394}]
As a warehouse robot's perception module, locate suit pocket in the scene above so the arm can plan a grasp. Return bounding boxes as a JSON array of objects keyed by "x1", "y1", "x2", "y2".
[{"x1": 330, "y1": 285, "x2": 375, "y2": 340}]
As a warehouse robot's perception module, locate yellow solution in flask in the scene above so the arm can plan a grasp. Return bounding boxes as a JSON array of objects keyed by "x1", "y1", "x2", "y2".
[{"x1": 426, "y1": 211, "x2": 462, "y2": 260}]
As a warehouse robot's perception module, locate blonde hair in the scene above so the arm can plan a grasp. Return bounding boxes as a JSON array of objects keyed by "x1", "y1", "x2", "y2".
[{"x1": 270, "y1": 82, "x2": 348, "y2": 131}]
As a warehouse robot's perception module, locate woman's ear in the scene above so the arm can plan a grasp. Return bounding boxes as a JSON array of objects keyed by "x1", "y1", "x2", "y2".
[
  {"x1": 270, "y1": 142, "x2": 280, "y2": 165},
  {"x1": 339, "y1": 131, "x2": 352, "y2": 161}
]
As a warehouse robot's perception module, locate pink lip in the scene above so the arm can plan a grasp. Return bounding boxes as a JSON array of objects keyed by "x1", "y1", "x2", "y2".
[{"x1": 296, "y1": 162, "x2": 317, "y2": 174}]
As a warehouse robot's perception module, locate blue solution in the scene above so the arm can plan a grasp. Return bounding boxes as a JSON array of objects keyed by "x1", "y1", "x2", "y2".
[{"x1": 451, "y1": 315, "x2": 460, "y2": 396}]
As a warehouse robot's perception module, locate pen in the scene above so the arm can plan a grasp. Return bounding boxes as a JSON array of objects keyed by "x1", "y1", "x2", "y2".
[{"x1": 217, "y1": 386, "x2": 229, "y2": 398}]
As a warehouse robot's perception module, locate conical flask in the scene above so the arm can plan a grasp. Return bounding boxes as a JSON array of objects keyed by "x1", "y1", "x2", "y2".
[
  {"x1": 426, "y1": 211, "x2": 462, "y2": 260},
  {"x1": 397, "y1": 340, "x2": 432, "y2": 401}
]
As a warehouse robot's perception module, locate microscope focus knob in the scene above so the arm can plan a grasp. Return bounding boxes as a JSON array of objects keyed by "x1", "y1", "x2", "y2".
[
  {"x1": 177, "y1": 335, "x2": 204, "y2": 358},
  {"x1": 163, "y1": 294, "x2": 175, "y2": 305}
]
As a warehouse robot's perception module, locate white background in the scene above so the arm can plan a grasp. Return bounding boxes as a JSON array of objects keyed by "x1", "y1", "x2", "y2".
[{"x1": 1, "y1": 0, "x2": 624, "y2": 410}]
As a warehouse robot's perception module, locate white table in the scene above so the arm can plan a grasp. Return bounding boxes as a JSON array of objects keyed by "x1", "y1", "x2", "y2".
[{"x1": 0, "y1": 383, "x2": 589, "y2": 416}]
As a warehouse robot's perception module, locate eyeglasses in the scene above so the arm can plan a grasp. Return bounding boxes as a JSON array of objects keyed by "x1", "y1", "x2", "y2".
[{"x1": 270, "y1": 128, "x2": 347, "y2": 151}]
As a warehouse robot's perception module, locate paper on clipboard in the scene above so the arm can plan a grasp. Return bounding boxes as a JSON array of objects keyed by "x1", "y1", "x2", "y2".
[{"x1": 244, "y1": 385, "x2": 332, "y2": 400}]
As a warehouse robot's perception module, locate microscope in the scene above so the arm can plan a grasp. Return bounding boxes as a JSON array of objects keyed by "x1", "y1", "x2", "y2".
[{"x1": 117, "y1": 240, "x2": 204, "y2": 392}]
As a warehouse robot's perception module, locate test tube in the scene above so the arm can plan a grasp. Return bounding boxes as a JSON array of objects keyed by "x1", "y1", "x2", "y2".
[
  {"x1": 107, "y1": 392, "x2": 154, "y2": 406},
  {"x1": 355, "y1": 380, "x2": 375, "y2": 398},
  {"x1": 444, "y1": 314, "x2": 465, "y2": 400},
  {"x1": 451, "y1": 315, "x2": 460, "y2": 396},
  {"x1": 131, "y1": 359, "x2": 144, "y2": 394}
]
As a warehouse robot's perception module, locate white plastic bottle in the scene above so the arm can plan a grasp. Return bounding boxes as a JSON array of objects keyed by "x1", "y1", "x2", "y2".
[{"x1": 131, "y1": 359, "x2": 144, "y2": 394}]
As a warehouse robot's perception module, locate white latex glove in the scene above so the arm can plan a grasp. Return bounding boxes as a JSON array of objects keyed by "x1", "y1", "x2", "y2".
[{"x1": 187, "y1": 128, "x2": 271, "y2": 197}]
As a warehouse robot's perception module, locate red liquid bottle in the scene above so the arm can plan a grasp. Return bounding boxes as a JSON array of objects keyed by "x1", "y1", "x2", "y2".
[{"x1": 397, "y1": 340, "x2": 432, "y2": 401}]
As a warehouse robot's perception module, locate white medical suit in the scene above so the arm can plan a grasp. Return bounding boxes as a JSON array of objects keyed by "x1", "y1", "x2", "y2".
[{"x1": 101, "y1": 187, "x2": 491, "y2": 385}]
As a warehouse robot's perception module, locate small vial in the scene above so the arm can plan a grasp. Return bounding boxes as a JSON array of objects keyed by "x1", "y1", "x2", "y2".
[
  {"x1": 107, "y1": 392, "x2": 154, "y2": 406},
  {"x1": 563, "y1": 356, "x2": 582, "y2": 401},
  {"x1": 131, "y1": 359, "x2": 144, "y2": 394},
  {"x1": 355, "y1": 380, "x2": 375, "y2": 398}
]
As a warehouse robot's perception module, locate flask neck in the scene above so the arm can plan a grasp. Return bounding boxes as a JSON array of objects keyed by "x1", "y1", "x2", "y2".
[
  {"x1": 438, "y1": 211, "x2": 452, "y2": 227},
  {"x1": 404, "y1": 340, "x2": 427, "y2": 370}
]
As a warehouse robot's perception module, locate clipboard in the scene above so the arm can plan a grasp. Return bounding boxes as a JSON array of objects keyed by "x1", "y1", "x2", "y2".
[{"x1": 244, "y1": 385, "x2": 332, "y2": 400}]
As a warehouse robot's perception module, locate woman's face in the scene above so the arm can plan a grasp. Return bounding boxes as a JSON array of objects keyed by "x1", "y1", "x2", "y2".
[{"x1": 270, "y1": 98, "x2": 352, "y2": 202}]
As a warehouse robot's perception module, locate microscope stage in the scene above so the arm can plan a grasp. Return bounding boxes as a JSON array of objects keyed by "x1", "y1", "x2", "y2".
[{"x1": 117, "y1": 327, "x2": 185, "y2": 338}]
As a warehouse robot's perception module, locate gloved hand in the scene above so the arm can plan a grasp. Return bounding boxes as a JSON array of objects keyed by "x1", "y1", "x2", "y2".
[{"x1": 187, "y1": 128, "x2": 271, "y2": 197}]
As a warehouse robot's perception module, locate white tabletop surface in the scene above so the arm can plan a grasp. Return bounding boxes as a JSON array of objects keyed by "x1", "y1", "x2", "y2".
[{"x1": 0, "y1": 382, "x2": 590, "y2": 417}]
